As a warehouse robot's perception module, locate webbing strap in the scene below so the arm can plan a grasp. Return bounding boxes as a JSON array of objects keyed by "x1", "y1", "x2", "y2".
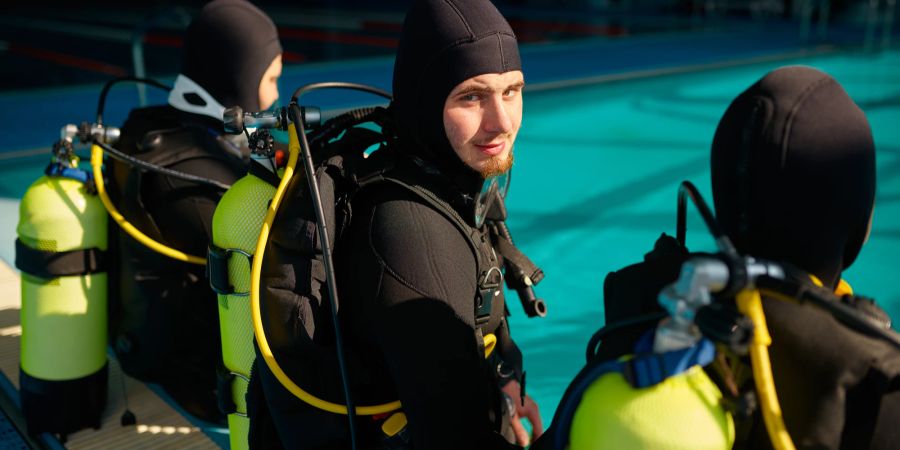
[
  {"x1": 623, "y1": 334, "x2": 716, "y2": 388},
  {"x1": 15, "y1": 238, "x2": 106, "y2": 278}
]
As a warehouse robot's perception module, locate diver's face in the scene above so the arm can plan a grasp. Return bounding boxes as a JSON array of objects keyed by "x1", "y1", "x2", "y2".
[
  {"x1": 258, "y1": 54, "x2": 283, "y2": 111},
  {"x1": 443, "y1": 71, "x2": 524, "y2": 178}
]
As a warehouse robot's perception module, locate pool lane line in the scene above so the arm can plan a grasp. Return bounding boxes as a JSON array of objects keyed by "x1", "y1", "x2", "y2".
[
  {"x1": 0, "y1": 16, "x2": 132, "y2": 43},
  {"x1": 0, "y1": 14, "x2": 396, "y2": 51},
  {"x1": 508, "y1": 18, "x2": 627, "y2": 37},
  {"x1": 524, "y1": 45, "x2": 838, "y2": 92},
  {"x1": 0, "y1": 148, "x2": 50, "y2": 162},
  {"x1": 278, "y1": 27, "x2": 398, "y2": 48},
  {"x1": 5, "y1": 43, "x2": 128, "y2": 77}
]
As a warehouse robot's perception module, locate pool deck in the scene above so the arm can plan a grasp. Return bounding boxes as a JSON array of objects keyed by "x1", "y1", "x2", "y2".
[{"x1": 0, "y1": 262, "x2": 219, "y2": 449}]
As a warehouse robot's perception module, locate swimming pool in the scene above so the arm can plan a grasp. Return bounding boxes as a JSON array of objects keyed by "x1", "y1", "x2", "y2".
[
  {"x1": 505, "y1": 48, "x2": 900, "y2": 423},
  {"x1": 0, "y1": 47, "x2": 897, "y2": 437}
]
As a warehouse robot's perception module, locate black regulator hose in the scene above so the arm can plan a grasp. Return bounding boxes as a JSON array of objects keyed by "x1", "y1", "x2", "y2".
[
  {"x1": 96, "y1": 77, "x2": 171, "y2": 126},
  {"x1": 495, "y1": 220, "x2": 548, "y2": 318},
  {"x1": 289, "y1": 82, "x2": 392, "y2": 450},
  {"x1": 95, "y1": 141, "x2": 231, "y2": 191},
  {"x1": 677, "y1": 181, "x2": 747, "y2": 298}
]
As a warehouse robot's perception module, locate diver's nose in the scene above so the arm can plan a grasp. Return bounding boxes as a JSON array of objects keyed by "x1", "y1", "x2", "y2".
[{"x1": 482, "y1": 94, "x2": 513, "y2": 135}]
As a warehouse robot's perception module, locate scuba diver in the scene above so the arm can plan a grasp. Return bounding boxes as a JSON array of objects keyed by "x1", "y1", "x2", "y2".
[
  {"x1": 108, "y1": 0, "x2": 282, "y2": 423},
  {"x1": 249, "y1": 0, "x2": 543, "y2": 448},
  {"x1": 706, "y1": 65, "x2": 899, "y2": 450},
  {"x1": 534, "y1": 66, "x2": 900, "y2": 450}
]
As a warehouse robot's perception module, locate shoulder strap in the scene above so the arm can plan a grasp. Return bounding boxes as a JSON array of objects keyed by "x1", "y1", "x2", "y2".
[{"x1": 356, "y1": 157, "x2": 502, "y2": 327}]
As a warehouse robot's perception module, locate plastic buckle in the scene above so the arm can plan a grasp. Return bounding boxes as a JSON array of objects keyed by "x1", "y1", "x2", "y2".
[{"x1": 476, "y1": 267, "x2": 503, "y2": 325}]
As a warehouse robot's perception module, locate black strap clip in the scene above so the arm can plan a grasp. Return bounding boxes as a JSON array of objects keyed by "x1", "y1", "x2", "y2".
[{"x1": 476, "y1": 266, "x2": 503, "y2": 325}]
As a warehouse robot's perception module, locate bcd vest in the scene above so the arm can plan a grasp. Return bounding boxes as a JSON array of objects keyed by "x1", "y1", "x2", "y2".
[
  {"x1": 252, "y1": 142, "x2": 522, "y2": 448},
  {"x1": 108, "y1": 105, "x2": 245, "y2": 422}
]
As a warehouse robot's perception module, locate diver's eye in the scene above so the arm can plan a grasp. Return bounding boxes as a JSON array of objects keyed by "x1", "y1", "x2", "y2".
[
  {"x1": 461, "y1": 93, "x2": 481, "y2": 102},
  {"x1": 503, "y1": 87, "x2": 522, "y2": 98}
]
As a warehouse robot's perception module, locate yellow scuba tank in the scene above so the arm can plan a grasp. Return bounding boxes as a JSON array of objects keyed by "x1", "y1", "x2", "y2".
[
  {"x1": 570, "y1": 363, "x2": 734, "y2": 450},
  {"x1": 551, "y1": 328, "x2": 734, "y2": 450},
  {"x1": 16, "y1": 133, "x2": 110, "y2": 438},
  {"x1": 208, "y1": 128, "x2": 280, "y2": 450}
]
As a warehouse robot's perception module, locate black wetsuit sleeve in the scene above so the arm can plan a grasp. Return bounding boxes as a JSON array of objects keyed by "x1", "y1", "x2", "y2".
[{"x1": 354, "y1": 189, "x2": 518, "y2": 450}]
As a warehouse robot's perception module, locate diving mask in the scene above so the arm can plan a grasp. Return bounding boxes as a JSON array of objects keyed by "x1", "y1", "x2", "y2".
[{"x1": 474, "y1": 171, "x2": 511, "y2": 228}]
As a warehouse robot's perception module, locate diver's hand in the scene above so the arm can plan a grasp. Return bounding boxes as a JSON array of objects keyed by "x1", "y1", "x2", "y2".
[{"x1": 502, "y1": 380, "x2": 544, "y2": 447}]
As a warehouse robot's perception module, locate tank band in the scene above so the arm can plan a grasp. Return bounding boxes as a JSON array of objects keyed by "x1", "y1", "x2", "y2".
[{"x1": 15, "y1": 238, "x2": 106, "y2": 278}]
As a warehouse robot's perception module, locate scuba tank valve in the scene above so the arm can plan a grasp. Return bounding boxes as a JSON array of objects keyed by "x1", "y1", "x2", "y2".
[
  {"x1": 62, "y1": 122, "x2": 120, "y2": 146},
  {"x1": 223, "y1": 105, "x2": 321, "y2": 135},
  {"x1": 655, "y1": 257, "x2": 729, "y2": 353}
]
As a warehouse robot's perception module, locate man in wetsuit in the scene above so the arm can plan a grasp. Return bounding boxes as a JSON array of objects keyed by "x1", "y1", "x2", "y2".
[
  {"x1": 253, "y1": 0, "x2": 542, "y2": 448},
  {"x1": 562, "y1": 66, "x2": 900, "y2": 450},
  {"x1": 707, "y1": 65, "x2": 900, "y2": 450},
  {"x1": 109, "y1": 0, "x2": 282, "y2": 422}
]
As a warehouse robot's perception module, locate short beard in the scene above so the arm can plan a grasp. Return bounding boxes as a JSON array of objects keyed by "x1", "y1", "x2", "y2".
[{"x1": 480, "y1": 151, "x2": 514, "y2": 178}]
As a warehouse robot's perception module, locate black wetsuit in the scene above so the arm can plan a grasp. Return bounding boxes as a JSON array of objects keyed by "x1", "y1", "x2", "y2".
[
  {"x1": 253, "y1": 150, "x2": 522, "y2": 449},
  {"x1": 340, "y1": 180, "x2": 522, "y2": 449},
  {"x1": 109, "y1": 0, "x2": 281, "y2": 423}
]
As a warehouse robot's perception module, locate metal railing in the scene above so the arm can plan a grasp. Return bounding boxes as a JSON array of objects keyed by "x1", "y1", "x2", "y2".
[{"x1": 131, "y1": 7, "x2": 191, "y2": 106}]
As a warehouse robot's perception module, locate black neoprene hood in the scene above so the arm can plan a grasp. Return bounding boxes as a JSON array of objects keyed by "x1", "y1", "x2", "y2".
[
  {"x1": 711, "y1": 66, "x2": 876, "y2": 286},
  {"x1": 392, "y1": 0, "x2": 522, "y2": 177},
  {"x1": 182, "y1": 0, "x2": 282, "y2": 112}
]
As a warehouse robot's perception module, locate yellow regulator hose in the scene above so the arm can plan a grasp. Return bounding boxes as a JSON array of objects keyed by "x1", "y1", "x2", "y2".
[
  {"x1": 736, "y1": 289, "x2": 796, "y2": 450},
  {"x1": 249, "y1": 123, "x2": 401, "y2": 415},
  {"x1": 90, "y1": 144, "x2": 206, "y2": 265}
]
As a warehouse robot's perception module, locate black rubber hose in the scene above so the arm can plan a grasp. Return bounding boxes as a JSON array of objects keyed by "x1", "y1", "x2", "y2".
[
  {"x1": 97, "y1": 77, "x2": 170, "y2": 126},
  {"x1": 286, "y1": 83, "x2": 391, "y2": 450},
  {"x1": 291, "y1": 81, "x2": 391, "y2": 103},
  {"x1": 290, "y1": 100, "x2": 358, "y2": 450},
  {"x1": 676, "y1": 181, "x2": 738, "y2": 258},
  {"x1": 495, "y1": 221, "x2": 547, "y2": 318},
  {"x1": 96, "y1": 141, "x2": 231, "y2": 191}
]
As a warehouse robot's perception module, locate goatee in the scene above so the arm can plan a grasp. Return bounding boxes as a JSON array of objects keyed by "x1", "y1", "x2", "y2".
[{"x1": 481, "y1": 151, "x2": 514, "y2": 178}]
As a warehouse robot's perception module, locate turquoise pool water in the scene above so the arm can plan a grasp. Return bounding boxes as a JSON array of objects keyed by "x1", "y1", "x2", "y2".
[
  {"x1": 505, "y1": 49, "x2": 900, "y2": 424},
  {"x1": 1, "y1": 48, "x2": 897, "y2": 438}
]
